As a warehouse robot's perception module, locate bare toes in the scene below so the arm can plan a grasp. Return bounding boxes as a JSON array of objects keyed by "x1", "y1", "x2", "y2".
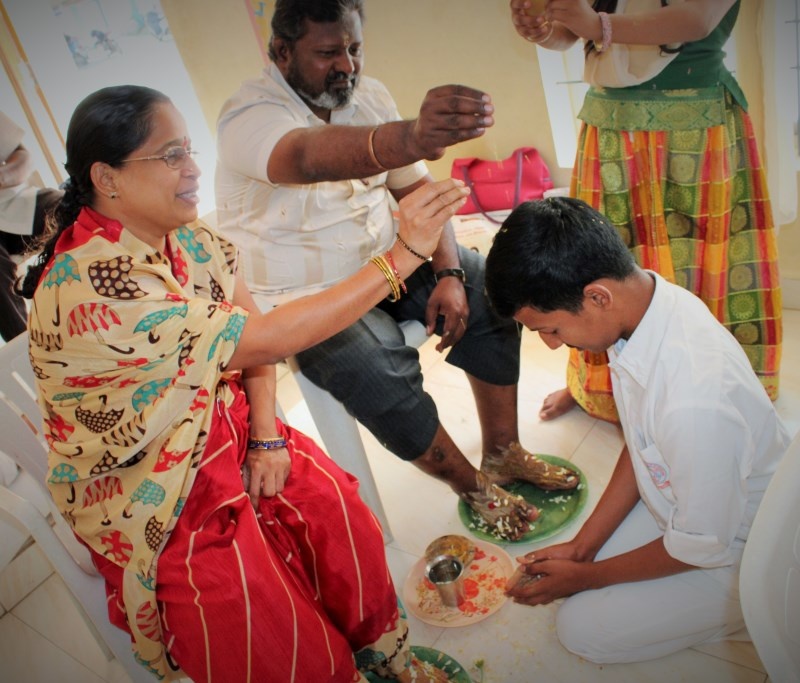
[{"x1": 539, "y1": 388, "x2": 576, "y2": 421}]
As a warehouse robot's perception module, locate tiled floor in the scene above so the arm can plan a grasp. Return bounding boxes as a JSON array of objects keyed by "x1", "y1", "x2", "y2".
[{"x1": 1, "y1": 309, "x2": 797, "y2": 683}]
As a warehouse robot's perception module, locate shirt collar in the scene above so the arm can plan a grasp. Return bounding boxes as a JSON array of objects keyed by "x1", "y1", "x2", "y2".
[
  {"x1": 608, "y1": 271, "x2": 675, "y2": 387},
  {"x1": 72, "y1": 206, "x2": 177, "y2": 265}
]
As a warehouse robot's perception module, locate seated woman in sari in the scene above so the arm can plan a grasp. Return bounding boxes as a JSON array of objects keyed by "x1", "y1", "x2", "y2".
[{"x1": 18, "y1": 84, "x2": 468, "y2": 682}]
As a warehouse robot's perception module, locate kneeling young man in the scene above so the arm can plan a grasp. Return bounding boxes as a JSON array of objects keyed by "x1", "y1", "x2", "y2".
[{"x1": 484, "y1": 197, "x2": 790, "y2": 663}]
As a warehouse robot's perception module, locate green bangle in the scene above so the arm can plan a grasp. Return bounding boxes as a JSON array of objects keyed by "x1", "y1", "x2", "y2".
[{"x1": 248, "y1": 437, "x2": 287, "y2": 450}]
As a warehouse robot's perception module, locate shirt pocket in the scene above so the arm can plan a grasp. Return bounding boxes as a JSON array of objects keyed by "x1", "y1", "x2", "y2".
[{"x1": 637, "y1": 442, "x2": 676, "y2": 500}]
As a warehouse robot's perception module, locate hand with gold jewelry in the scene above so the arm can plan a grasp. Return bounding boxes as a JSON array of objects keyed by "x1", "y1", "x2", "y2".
[
  {"x1": 510, "y1": 0, "x2": 553, "y2": 43},
  {"x1": 391, "y1": 178, "x2": 470, "y2": 275}
]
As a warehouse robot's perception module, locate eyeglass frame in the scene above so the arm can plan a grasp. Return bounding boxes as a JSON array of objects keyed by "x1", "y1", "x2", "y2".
[{"x1": 124, "y1": 145, "x2": 198, "y2": 170}]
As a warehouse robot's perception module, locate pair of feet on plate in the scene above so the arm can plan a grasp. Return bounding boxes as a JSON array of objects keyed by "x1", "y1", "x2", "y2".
[
  {"x1": 460, "y1": 441, "x2": 579, "y2": 541},
  {"x1": 393, "y1": 657, "x2": 450, "y2": 683}
]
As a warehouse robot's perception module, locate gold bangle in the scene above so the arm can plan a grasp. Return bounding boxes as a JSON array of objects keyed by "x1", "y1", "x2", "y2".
[
  {"x1": 367, "y1": 126, "x2": 387, "y2": 172},
  {"x1": 526, "y1": 21, "x2": 554, "y2": 44},
  {"x1": 395, "y1": 233, "x2": 432, "y2": 263},
  {"x1": 377, "y1": 257, "x2": 401, "y2": 302},
  {"x1": 536, "y1": 22, "x2": 554, "y2": 44},
  {"x1": 370, "y1": 255, "x2": 401, "y2": 302},
  {"x1": 374, "y1": 255, "x2": 401, "y2": 301}
]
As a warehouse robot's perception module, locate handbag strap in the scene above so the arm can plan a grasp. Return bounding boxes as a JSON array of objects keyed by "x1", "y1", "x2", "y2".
[{"x1": 513, "y1": 148, "x2": 525, "y2": 209}]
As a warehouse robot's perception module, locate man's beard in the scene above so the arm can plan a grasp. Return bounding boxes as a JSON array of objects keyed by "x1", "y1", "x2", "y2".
[{"x1": 287, "y1": 63, "x2": 357, "y2": 110}]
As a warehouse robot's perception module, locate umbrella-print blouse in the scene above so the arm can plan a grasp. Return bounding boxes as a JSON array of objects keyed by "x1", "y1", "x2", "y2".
[{"x1": 28, "y1": 206, "x2": 247, "y2": 678}]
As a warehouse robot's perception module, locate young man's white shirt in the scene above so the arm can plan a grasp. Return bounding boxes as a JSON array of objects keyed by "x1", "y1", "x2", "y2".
[{"x1": 607, "y1": 272, "x2": 789, "y2": 568}]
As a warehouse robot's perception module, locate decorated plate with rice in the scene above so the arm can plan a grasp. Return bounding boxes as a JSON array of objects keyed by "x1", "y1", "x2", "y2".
[
  {"x1": 403, "y1": 538, "x2": 513, "y2": 627},
  {"x1": 364, "y1": 646, "x2": 471, "y2": 682},
  {"x1": 458, "y1": 454, "x2": 588, "y2": 544}
]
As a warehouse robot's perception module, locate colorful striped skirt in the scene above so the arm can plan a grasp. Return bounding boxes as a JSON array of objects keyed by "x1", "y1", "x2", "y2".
[{"x1": 567, "y1": 86, "x2": 782, "y2": 422}]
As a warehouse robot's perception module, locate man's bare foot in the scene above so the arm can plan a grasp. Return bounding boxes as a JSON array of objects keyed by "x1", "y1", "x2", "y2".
[
  {"x1": 460, "y1": 472, "x2": 539, "y2": 541},
  {"x1": 482, "y1": 442, "x2": 579, "y2": 490},
  {"x1": 395, "y1": 656, "x2": 450, "y2": 682},
  {"x1": 539, "y1": 388, "x2": 576, "y2": 421}
]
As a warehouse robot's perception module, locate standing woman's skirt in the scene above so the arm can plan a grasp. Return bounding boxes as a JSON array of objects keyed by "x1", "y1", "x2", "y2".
[{"x1": 567, "y1": 85, "x2": 782, "y2": 422}]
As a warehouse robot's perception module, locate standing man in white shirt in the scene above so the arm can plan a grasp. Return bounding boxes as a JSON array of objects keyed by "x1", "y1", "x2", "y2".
[
  {"x1": 0, "y1": 111, "x2": 62, "y2": 341},
  {"x1": 215, "y1": 0, "x2": 579, "y2": 539},
  {"x1": 485, "y1": 196, "x2": 790, "y2": 663}
]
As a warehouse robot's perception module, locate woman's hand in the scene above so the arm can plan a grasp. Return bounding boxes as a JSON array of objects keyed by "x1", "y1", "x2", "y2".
[
  {"x1": 393, "y1": 179, "x2": 469, "y2": 269},
  {"x1": 510, "y1": 0, "x2": 586, "y2": 50},
  {"x1": 546, "y1": 0, "x2": 602, "y2": 43},
  {"x1": 510, "y1": 0, "x2": 552, "y2": 43},
  {"x1": 241, "y1": 447, "x2": 291, "y2": 508}
]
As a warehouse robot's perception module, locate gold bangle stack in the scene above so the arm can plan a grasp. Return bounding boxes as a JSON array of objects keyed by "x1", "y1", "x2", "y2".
[{"x1": 370, "y1": 254, "x2": 402, "y2": 302}]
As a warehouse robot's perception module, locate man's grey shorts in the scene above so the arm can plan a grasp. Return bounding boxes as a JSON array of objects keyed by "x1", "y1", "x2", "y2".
[{"x1": 294, "y1": 245, "x2": 521, "y2": 460}]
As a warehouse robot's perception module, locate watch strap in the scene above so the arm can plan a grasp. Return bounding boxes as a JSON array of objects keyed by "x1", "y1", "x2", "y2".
[{"x1": 434, "y1": 268, "x2": 466, "y2": 284}]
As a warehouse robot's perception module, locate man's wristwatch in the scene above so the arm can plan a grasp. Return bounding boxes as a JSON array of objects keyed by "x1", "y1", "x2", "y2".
[{"x1": 434, "y1": 268, "x2": 466, "y2": 284}]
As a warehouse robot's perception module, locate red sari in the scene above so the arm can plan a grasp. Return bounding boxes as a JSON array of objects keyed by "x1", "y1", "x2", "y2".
[
  {"x1": 31, "y1": 208, "x2": 411, "y2": 681},
  {"x1": 91, "y1": 381, "x2": 409, "y2": 682}
]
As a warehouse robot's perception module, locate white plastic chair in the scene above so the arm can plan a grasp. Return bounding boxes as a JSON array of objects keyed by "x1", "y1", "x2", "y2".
[
  {"x1": 739, "y1": 429, "x2": 800, "y2": 683},
  {"x1": 284, "y1": 319, "x2": 428, "y2": 544},
  {"x1": 0, "y1": 332, "x2": 155, "y2": 683}
]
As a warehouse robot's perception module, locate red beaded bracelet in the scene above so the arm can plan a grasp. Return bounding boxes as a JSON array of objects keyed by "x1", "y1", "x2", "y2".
[{"x1": 383, "y1": 250, "x2": 407, "y2": 295}]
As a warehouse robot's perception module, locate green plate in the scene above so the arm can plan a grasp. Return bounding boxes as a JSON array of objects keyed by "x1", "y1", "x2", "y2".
[
  {"x1": 364, "y1": 645, "x2": 471, "y2": 682},
  {"x1": 458, "y1": 454, "x2": 588, "y2": 544}
]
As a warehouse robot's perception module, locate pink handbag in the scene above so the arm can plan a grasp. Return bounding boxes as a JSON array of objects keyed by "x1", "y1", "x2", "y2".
[{"x1": 451, "y1": 147, "x2": 554, "y2": 222}]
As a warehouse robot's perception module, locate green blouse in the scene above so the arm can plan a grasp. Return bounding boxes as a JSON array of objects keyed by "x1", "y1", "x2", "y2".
[
  {"x1": 579, "y1": 0, "x2": 746, "y2": 131},
  {"x1": 639, "y1": 0, "x2": 745, "y2": 108}
]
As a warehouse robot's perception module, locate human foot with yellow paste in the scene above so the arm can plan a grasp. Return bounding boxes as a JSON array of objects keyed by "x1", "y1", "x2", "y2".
[
  {"x1": 482, "y1": 441, "x2": 579, "y2": 490},
  {"x1": 460, "y1": 471, "x2": 540, "y2": 541},
  {"x1": 394, "y1": 656, "x2": 450, "y2": 683}
]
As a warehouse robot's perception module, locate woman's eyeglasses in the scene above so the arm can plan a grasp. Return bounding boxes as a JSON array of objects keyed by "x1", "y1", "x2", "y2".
[{"x1": 125, "y1": 146, "x2": 198, "y2": 170}]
